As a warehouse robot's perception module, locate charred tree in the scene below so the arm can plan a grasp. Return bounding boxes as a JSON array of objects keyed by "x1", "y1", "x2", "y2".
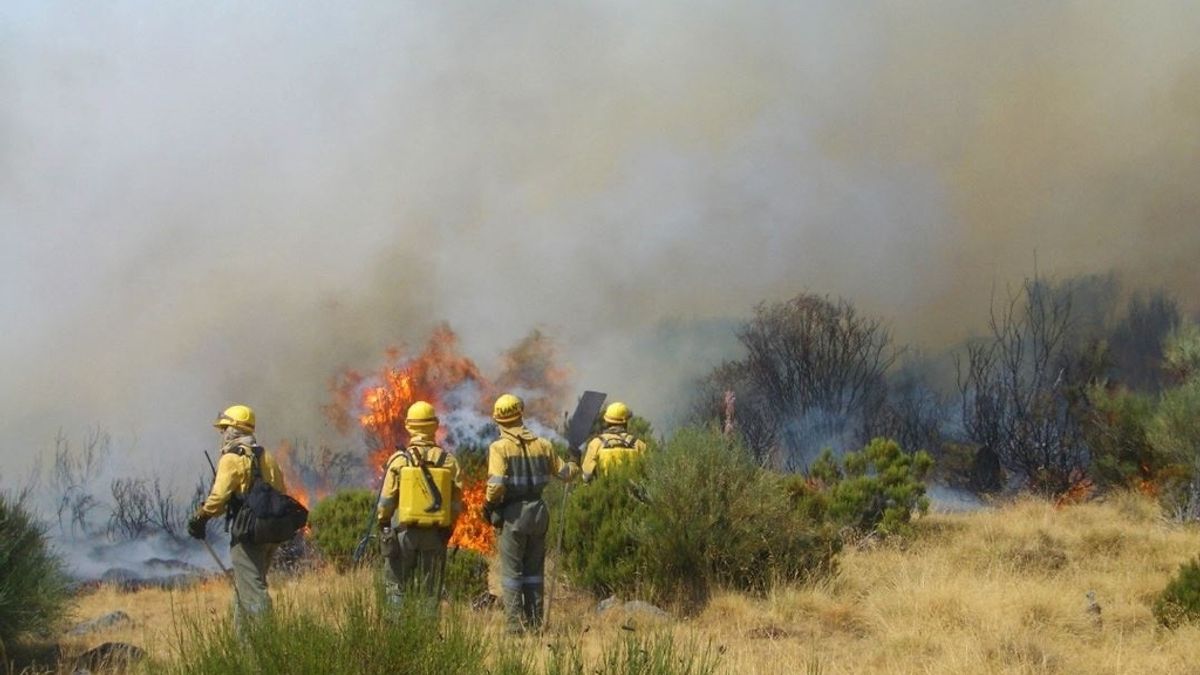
[{"x1": 957, "y1": 277, "x2": 1090, "y2": 496}]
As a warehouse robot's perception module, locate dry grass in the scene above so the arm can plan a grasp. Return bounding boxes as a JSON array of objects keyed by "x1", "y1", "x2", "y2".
[{"x1": 61, "y1": 492, "x2": 1200, "y2": 674}]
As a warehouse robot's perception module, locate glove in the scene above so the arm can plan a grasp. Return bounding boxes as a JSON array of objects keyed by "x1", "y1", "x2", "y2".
[
  {"x1": 379, "y1": 525, "x2": 399, "y2": 558},
  {"x1": 482, "y1": 502, "x2": 504, "y2": 529},
  {"x1": 187, "y1": 514, "x2": 208, "y2": 540}
]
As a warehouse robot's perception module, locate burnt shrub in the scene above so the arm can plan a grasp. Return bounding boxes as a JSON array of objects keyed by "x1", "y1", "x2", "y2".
[{"x1": 0, "y1": 492, "x2": 72, "y2": 646}]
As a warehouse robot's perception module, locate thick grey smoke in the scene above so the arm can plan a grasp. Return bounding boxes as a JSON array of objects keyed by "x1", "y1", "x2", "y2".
[{"x1": 3, "y1": 2, "x2": 1199, "y2": 487}]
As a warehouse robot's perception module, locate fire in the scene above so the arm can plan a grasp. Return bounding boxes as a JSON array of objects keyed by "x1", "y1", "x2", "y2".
[
  {"x1": 271, "y1": 322, "x2": 569, "y2": 555},
  {"x1": 450, "y1": 479, "x2": 495, "y2": 555}
]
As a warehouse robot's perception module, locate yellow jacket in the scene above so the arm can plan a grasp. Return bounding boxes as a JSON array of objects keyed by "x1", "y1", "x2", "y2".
[
  {"x1": 376, "y1": 440, "x2": 462, "y2": 528},
  {"x1": 196, "y1": 441, "x2": 288, "y2": 519},
  {"x1": 486, "y1": 425, "x2": 576, "y2": 504},
  {"x1": 581, "y1": 427, "x2": 647, "y2": 482}
]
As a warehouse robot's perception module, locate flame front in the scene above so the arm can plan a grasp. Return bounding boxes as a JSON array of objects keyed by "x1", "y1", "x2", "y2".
[{"x1": 450, "y1": 479, "x2": 495, "y2": 555}]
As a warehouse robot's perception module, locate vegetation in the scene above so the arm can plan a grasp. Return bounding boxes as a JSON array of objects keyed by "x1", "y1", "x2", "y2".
[
  {"x1": 158, "y1": 586, "x2": 719, "y2": 675},
  {"x1": 800, "y1": 437, "x2": 934, "y2": 536},
  {"x1": 562, "y1": 427, "x2": 840, "y2": 611},
  {"x1": 1154, "y1": 557, "x2": 1200, "y2": 629},
  {"x1": 0, "y1": 492, "x2": 72, "y2": 647},
  {"x1": 308, "y1": 489, "x2": 376, "y2": 570}
]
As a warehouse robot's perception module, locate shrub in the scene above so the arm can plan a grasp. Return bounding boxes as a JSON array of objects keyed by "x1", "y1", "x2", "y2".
[
  {"x1": 803, "y1": 437, "x2": 933, "y2": 536},
  {"x1": 633, "y1": 427, "x2": 839, "y2": 610},
  {"x1": 443, "y1": 548, "x2": 489, "y2": 601},
  {"x1": 1154, "y1": 557, "x2": 1200, "y2": 628},
  {"x1": 0, "y1": 492, "x2": 72, "y2": 646},
  {"x1": 308, "y1": 489, "x2": 376, "y2": 570},
  {"x1": 561, "y1": 459, "x2": 648, "y2": 597}
]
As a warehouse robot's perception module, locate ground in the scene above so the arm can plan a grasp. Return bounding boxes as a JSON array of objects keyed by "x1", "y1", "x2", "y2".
[{"x1": 53, "y1": 493, "x2": 1200, "y2": 674}]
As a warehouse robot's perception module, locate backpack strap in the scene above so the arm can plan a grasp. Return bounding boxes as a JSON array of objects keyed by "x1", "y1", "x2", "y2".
[{"x1": 248, "y1": 446, "x2": 264, "y2": 483}]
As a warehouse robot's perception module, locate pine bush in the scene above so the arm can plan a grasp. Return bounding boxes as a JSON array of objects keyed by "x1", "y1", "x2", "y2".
[
  {"x1": 309, "y1": 489, "x2": 376, "y2": 570},
  {"x1": 1154, "y1": 557, "x2": 1200, "y2": 628},
  {"x1": 561, "y1": 459, "x2": 648, "y2": 597},
  {"x1": 804, "y1": 437, "x2": 933, "y2": 536},
  {"x1": 0, "y1": 492, "x2": 71, "y2": 646}
]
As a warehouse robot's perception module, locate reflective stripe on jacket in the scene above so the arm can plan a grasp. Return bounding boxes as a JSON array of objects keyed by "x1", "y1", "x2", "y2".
[{"x1": 486, "y1": 425, "x2": 574, "y2": 504}]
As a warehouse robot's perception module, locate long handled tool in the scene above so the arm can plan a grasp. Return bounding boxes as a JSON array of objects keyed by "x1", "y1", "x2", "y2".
[
  {"x1": 199, "y1": 450, "x2": 245, "y2": 614},
  {"x1": 544, "y1": 390, "x2": 606, "y2": 631}
]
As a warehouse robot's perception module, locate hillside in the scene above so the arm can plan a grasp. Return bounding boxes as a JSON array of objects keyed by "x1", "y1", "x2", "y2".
[{"x1": 51, "y1": 492, "x2": 1200, "y2": 674}]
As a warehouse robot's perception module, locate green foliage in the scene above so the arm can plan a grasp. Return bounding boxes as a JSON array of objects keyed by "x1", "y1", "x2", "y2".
[
  {"x1": 561, "y1": 427, "x2": 840, "y2": 611},
  {"x1": 442, "y1": 548, "x2": 489, "y2": 601},
  {"x1": 1154, "y1": 557, "x2": 1200, "y2": 628},
  {"x1": 803, "y1": 438, "x2": 933, "y2": 536},
  {"x1": 308, "y1": 489, "x2": 375, "y2": 570},
  {"x1": 156, "y1": 588, "x2": 718, "y2": 675},
  {"x1": 562, "y1": 459, "x2": 648, "y2": 597},
  {"x1": 634, "y1": 427, "x2": 840, "y2": 610},
  {"x1": 0, "y1": 492, "x2": 71, "y2": 645},
  {"x1": 1084, "y1": 385, "x2": 1164, "y2": 490},
  {"x1": 1163, "y1": 322, "x2": 1200, "y2": 380}
]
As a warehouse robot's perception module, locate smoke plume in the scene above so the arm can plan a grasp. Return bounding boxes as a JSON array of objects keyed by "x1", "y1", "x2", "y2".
[{"x1": 3, "y1": 2, "x2": 1198, "y2": 487}]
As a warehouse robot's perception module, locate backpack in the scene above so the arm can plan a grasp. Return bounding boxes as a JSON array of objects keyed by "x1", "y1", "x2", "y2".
[
  {"x1": 597, "y1": 433, "x2": 641, "y2": 472},
  {"x1": 229, "y1": 446, "x2": 309, "y2": 545}
]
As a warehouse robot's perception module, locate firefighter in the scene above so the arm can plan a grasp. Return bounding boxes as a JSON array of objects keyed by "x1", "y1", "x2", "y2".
[
  {"x1": 375, "y1": 401, "x2": 462, "y2": 607},
  {"x1": 581, "y1": 401, "x2": 647, "y2": 483},
  {"x1": 186, "y1": 404, "x2": 288, "y2": 622},
  {"x1": 484, "y1": 393, "x2": 577, "y2": 634}
]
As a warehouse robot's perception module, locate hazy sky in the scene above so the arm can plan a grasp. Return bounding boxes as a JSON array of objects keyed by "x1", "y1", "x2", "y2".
[{"x1": 2, "y1": 1, "x2": 1198, "y2": 485}]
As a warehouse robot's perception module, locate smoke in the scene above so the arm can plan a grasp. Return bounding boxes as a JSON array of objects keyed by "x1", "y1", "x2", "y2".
[{"x1": 3, "y1": 2, "x2": 1199, "y2": 488}]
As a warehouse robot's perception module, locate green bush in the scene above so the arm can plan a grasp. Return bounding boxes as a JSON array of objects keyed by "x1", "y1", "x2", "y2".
[
  {"x1": 443, "y1": 548, "x2": 489, "y2": 600},
  {"x1": 636, "y1": 428, "x2": 839, "y2": 609},
  {"x1": 562, "y1": 459, "x2": 648, "y2": 597},
  {"x1": 803, "y1": 437, "x2": 933, "y2": 536},
  {"x1": 0, "y1": 492, "x2": 72, "y2": 647},
  {"x1": 1084, "y1": 385, "x2": 1163, "y2": 491},
  {"x1": 309, "y1": 489, "x2": 376, "y2": 570},
  {"x1": 1154, "y1": 557, "x2": 1200, "y2": 628}
]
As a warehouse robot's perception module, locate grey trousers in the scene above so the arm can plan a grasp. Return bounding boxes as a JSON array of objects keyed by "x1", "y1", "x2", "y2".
[
  {"x1": 230, "y1": 540, "x2": 277, "y2": 623},
  {"x1": 382, "y1": 527, "x2": 448, "y2": 606},
  {"x1": 498, "y1": 499, "x2": 549, "y2": 633}
]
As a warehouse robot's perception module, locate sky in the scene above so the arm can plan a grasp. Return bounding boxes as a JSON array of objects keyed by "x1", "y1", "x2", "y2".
[{"x1": 2, "y1": 1, "x2": 1198, "y2": 487}]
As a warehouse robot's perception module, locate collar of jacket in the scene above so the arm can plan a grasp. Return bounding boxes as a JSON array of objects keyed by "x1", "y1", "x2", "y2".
[
  {"x1": 499, "y1": 424, "x2": 537, "y2": 443},
  {"x1": 602, "y1": 425, "x2": 628, "y2": 435}
]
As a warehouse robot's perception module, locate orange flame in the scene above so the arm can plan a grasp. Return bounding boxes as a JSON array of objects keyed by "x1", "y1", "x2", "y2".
[
  {"x1": 271, "y1": 323, "x2": 569, "y2": 552},
  {"x1": 449, "y1": 479, "x2": 495, "y2": 555}
]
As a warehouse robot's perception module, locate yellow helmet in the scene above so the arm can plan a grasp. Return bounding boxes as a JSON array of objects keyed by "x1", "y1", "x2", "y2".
[
  {"x1": 214, "y1": 404, "x2": 256, "y2": 432},
  {"x1": 405, "y1": 400, "x2": 438, "y2": 426},
  {"x1": 493, "y1": 393, "x2": 524, "y2": 423},
  {"x1": 603, "y1": 401, "x2": 631, "y2": 425}
]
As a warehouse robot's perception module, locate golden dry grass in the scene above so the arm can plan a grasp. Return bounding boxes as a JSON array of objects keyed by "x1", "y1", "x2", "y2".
[{"x1": 63, "y1": 493, "x2": 1200, "y2": 674}]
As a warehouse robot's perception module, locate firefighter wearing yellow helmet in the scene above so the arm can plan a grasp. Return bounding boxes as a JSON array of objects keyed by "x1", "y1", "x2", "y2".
[
  {"x1": 375, "y1": 401, "x2": 462, "y2": 607},
  {"x1": 581, "y1": 401, "x2": 647, "y2": 483},
  {"x1": 187, "y1": 404, "x2": 289, "y2": 622},
  {"x1": 484, "y1": 393, "x2": 577, "y2": 633}
]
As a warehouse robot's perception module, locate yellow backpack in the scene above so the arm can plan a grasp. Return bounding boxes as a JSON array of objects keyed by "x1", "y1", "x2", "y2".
[
  {"x1": 597, "y1": 433, "x2": 641, "y2": 474},
  {"x1": 395, "y1": 448, "x2": 454, "y2": 528}
]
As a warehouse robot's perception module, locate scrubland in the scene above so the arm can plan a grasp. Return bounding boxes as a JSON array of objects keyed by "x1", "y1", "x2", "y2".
[{"x1": 47, "y1": 492, "x2": 1200, "y2": 674}]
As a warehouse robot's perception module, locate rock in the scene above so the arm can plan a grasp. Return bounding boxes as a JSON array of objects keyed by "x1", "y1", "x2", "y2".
[
  {"x1": 73, "y1": 642, "x2": 146, "y2": 671},
  {"x1": 596, "y1": 595, "x2": 621, "y2": 613},
  {"x1": 622, "y1": 600, "x2": 668, "y2": 619},
  {"x1": 68, "y1": 611, "x2": 132, "y2": 636}
]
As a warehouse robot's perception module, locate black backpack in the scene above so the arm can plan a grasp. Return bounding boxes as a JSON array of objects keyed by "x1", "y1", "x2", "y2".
[{"x1": 229, "y1": 446, "x2": 309, "y2": 545}]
